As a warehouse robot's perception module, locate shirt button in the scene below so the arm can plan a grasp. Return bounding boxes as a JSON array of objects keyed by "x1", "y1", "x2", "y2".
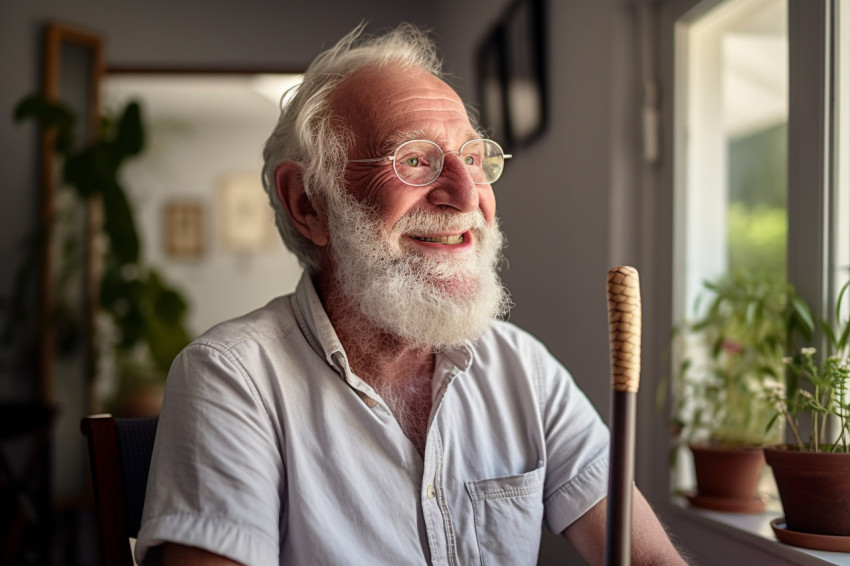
[
  {"x1": 357, "y1": 391, "x2": 378, "y2": 408},
  {"x1": 426, "y1": 484, "x2": 436, "y2": 499}
]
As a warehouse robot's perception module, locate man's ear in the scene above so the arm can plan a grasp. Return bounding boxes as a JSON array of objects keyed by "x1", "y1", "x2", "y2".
[{"x1": 275, "y1": 162, "x2": 330, "y2": 247}]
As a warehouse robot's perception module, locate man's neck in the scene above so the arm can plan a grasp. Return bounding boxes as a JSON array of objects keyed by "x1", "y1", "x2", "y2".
[
  {"x1": 320, "y1": 277, "x2": 435, "y2": 382},
  {"x1": 318, "y1": 275, "x2": 436, "y2": 455}
]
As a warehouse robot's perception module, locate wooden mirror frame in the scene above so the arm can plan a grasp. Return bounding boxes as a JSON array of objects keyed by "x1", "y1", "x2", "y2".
[{"x1": 39, "y1": 22, "x2": 104, "y2": 405}]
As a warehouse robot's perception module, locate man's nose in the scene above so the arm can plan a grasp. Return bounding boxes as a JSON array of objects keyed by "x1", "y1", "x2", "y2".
[{"x1": 425, "y1": 154, "x2": 481, "y2": 213}]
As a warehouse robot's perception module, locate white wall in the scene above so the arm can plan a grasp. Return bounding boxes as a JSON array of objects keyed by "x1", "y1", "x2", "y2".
[{"x1": 109, "y1": 97, "x2": 302, "y2": 337}]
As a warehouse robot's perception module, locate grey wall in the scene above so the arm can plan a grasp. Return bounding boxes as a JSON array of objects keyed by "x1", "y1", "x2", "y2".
[
  {"x1": 1, "y1": 1, "x2": 665, "y2": 563},
  {"x1": 439, "y1": 0, "x2": 661, "y2": 499}
]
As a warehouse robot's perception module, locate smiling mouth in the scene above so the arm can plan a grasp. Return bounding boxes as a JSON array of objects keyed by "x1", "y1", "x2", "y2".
[{"x1": 412, "y1": 234, "x2": 465, "y2": 244}]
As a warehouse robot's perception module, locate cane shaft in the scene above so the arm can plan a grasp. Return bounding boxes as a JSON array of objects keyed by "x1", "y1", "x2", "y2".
[
  {"x1": 605, "y1": 391, "x2": 636, "y2": 566},
  {"x1": 604, "y1": 266, "x2": 642, "y2": 566}
]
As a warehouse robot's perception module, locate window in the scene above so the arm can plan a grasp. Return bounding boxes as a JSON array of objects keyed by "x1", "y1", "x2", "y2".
[
  {"x1": 673, "y1": 0, "x2": 788, "y2": 495},
  {"x1": 833, "y1": 0, "x2": 849, "y2": 438},
  {"x1": 832, "y1": 0, "x2": 849, "y2": 302},
  {"x1": 675, "y1": 0, "x2": 787, "y2": 325},
  {"x1": 661, "y1": 0, "x2": 850, "y2": 561}
]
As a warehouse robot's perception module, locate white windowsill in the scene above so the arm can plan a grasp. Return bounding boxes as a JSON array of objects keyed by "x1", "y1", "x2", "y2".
[{"x1": 671, "y1": 497, "x2": 850, "y2": 565}]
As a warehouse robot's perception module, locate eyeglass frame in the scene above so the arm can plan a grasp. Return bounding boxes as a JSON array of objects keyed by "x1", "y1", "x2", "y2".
[{"x1": 348, "y1": 138, "x2": 512, "y2": 187}]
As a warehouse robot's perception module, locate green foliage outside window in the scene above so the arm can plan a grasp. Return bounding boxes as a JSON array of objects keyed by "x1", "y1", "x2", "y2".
[{"x1": 726, "y1": 123, "x2": 787, "y2": 282}]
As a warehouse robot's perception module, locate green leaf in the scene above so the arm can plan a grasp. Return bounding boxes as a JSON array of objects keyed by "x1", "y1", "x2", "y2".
[
  {"x1": 146, "y1": 316, "x2": 191, "y2": 373},
  {"x1": 822, "y1": 321, "x2": 838, "y2": 350},
  {"x1": 14, "y1": 93, "x2": 76, "y2": 154},
  {"x1": 100, "y1": 181, "x2": 140, "y2": 264},
  {"x1": 114, "y1": 101, "x2": 145, "y2": 157},
  {"x1": 789, "y1": 295, "x2": 815, "y2": 340}
]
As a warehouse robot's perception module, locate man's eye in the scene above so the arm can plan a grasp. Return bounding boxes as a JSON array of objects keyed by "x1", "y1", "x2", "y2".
[
  {"x1": 404, "y1": 157, "x2": 421, "y2": 167},
  {"x1": 463, "y1": 154, "x2": 482, "y2": 166}
]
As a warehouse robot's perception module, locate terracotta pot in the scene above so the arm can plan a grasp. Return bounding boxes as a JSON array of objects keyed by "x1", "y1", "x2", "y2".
[
  {"x1": 114, "y1": 382, "x2": 164, "y2": 418},
  {"x1": 765, "y1": 446, "x2": 850, "y2": 537},
  {"x1": 690, "y1": 444, "x2": 765, "y2": 499}
]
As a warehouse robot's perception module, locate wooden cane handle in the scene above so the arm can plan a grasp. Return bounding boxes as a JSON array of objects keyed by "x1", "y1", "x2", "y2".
[{"x1": 607, "y1": 266, "x2": 641, "y2": 393}]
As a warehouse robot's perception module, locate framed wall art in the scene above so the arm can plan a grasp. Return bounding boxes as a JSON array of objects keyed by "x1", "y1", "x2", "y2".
[
  {"x1": 476, "y1": 26, "x2": 508, "y2": 146},
  {"x1": 164, "y1": 201, "x2": 205, "y2": 258},
  {"x1": 218, "y1": 172, "x2": 276, "y2": 254},
  {"x1": 476, "y1": 0, "x2": 547, "y2": 150}
]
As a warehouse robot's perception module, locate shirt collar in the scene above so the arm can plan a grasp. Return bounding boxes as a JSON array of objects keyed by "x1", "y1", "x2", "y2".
[
  {"x1": 292, "y1": 271, "x2": 476, "y2": 378},
  {"x1": 292, "y1": 273, "x2": 347, "y2": 373}
]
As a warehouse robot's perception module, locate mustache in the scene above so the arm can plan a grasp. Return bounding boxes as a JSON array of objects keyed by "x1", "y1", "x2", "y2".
[{"x1": 392, "y1": 209, "x2": 488, "y2": 234}]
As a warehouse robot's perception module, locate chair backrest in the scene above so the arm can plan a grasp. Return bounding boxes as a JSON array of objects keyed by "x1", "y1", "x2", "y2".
[{"x1": 81, "y1": 414, "x2": 158, "y2": 566}]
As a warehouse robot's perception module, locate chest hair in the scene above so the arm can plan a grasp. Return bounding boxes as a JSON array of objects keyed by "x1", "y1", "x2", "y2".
[{"x1": 371, "y1": 372, "x2": 434, "y2": 456}]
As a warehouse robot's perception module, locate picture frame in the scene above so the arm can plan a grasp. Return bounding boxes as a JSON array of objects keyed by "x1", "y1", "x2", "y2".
[
  {"x1": 218, "y1": 172, "x2": 276, "y2": 254},
  {"x1": 476, "y1": 0, "x2": 547, "y2": 150},
  {"x1": 475, "y1": 26, "x2": 508, "y2": 146},
  {"x1": 164, "y1": 201, "x2": 205, "y2": 258}
]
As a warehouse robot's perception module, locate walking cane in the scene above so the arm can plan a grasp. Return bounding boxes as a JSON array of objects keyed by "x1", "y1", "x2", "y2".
[{"x1": 604, "y1": 266, "x2": 642, "y2": 566}]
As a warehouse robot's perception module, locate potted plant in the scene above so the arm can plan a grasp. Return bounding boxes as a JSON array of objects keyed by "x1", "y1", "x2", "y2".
[
  {"x1": 669, "y1": 271, "x2": 812, "y2": 513},
  {"x1": 7, "y1": 94, "x2": 192, "y2": 416},
  {"x1": 763, "y1": 281, "x2": 850, "y2": 549}
]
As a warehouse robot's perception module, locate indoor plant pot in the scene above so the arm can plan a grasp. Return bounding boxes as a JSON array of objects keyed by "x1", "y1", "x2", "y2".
[
  {"x1": 687, "y1": 444, "x2": 766, "y2": 513},
  {"x1": 764, "y1": 446, "x2": 850, "y2": 537},
  {"x1": 669, "y1": 273, "x2": 808, "y2": 512},
  {"x1": 762, "y1": 284, "x2": 850, "y2": 549}
]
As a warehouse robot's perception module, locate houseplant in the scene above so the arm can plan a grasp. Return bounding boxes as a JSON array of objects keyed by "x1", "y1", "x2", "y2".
[
  {"x1": 669, "y1": 271, "x2": 813, "y2": 512},
  {"x1": 763, "y1": 280, "x2": 850, "y2": 548},
  {"x1": 8, "y1": 93, "x2": 192, "y2": 415}
]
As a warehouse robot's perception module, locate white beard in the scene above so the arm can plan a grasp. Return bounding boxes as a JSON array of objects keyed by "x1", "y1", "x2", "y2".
[{"x1": 325, "y1": 192, "x2": 511, "y2": 350}]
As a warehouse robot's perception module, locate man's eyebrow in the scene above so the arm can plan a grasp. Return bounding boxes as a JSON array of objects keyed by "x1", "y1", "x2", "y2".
[
  {"x1": 383, "y1": 129, "x2": 486, "y2": 150},
  {"x1": 383, "y1": 130, "x2": 425, "y2": 149}
]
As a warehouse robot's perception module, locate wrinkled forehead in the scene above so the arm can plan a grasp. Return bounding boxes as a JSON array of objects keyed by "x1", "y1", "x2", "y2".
[{"x1": 328, "y1": 64, "x2": 476, "y2": 152}]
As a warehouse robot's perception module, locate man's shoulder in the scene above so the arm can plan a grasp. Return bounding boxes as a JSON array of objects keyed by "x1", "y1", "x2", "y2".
[
  {"x1": 191, "y1": 294, "x2": 298, "y2": 351},
  {"x1": 468, "y1": 318, "x2": 555, "y2": 367},
  {"x1": 480, "y1": 318, "x2": 547, "y2": 350}
]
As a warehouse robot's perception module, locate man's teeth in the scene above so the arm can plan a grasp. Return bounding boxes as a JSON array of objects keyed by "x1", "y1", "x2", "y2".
[{"x1": 414, "y1": 235, "x2": 464, "y2": 244}]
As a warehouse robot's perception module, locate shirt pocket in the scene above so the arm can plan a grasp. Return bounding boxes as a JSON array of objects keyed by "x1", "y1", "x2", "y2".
[{"x1": 465, "y1": 465, "x2": 545, "y2": 566}]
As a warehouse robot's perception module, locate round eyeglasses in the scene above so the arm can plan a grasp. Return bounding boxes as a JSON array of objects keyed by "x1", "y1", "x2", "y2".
[{"x1": 349, "y1": 138, "x2": 512, "y2": 187}]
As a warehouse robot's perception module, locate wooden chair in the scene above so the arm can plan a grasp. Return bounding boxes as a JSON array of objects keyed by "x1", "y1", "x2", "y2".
[{"x1": 81, "y1": 414, "x2": 158, "y2": 566}]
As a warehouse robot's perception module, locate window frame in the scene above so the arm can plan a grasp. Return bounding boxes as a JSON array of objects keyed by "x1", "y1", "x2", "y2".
[{"x1": 643, "y1": 0, "x2": 847, "y2": 563}]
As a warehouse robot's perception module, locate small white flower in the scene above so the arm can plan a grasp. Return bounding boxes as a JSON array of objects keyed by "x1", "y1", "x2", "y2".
[{"x1": 801, "y1": 347, "x2": 817, "y2": 356}]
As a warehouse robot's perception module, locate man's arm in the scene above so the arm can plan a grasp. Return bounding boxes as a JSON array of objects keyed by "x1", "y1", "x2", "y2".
[
  {"x1": 562, "y1": 487, "x2": 690, "y2": 565},
  {"x1": 162, "y1": 543, "x2": 244, "y2": 566}
]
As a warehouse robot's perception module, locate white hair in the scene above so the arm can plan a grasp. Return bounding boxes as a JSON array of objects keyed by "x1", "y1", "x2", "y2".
[{"x1": 261, "y1": 23, "x2": 445, "y2": 275}]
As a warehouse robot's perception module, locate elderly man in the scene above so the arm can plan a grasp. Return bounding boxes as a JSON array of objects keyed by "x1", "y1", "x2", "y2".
[{"x1": 136, "y1": 23, "x2": 687, "y2": 566}]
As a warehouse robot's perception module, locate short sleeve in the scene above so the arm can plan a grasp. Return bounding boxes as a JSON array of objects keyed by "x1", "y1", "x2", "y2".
[
  {"x1": 134, "y1": 342, "x2": 284, "y2": 566},
  {"x1": 534, "y1": 343, "x2": 610, "y2": 535}
]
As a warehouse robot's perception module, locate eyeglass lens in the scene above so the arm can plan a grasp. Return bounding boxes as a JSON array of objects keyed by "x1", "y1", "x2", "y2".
[{"x1": 393, "y1": 139, "x2": 506, "y2": 186}]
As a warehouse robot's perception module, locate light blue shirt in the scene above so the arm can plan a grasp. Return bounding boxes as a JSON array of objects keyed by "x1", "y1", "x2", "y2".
[{"x1": 136, "y1": 274, "x2": 610, "y2": 565}]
